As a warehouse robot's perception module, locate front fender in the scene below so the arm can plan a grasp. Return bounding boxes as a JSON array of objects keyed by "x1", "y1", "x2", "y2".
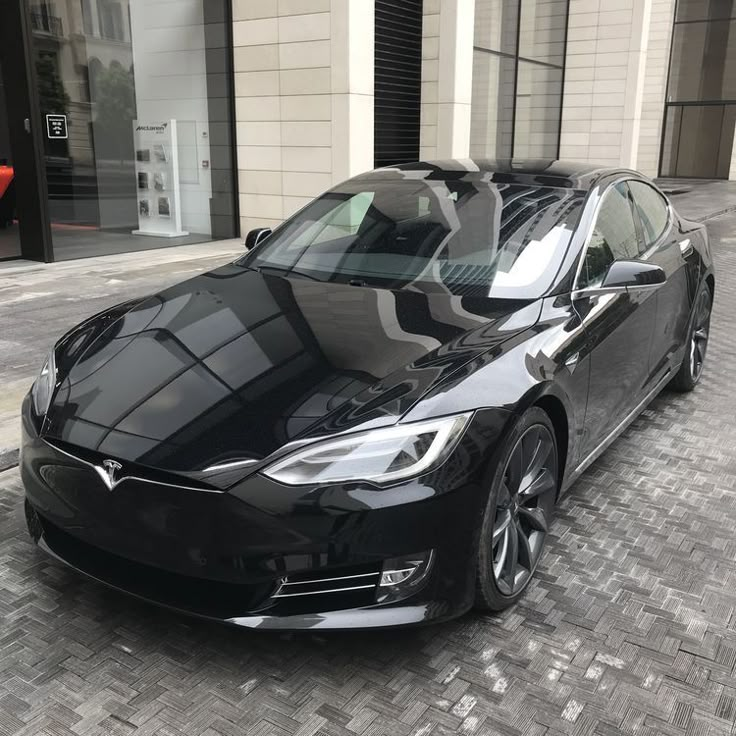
[{"x1": 401, "y1": 296, "x2": 591, "y2": 490}]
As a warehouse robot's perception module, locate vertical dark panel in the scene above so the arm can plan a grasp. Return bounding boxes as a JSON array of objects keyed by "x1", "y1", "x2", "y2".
[
  {"x1": 0, "y1": 0, "x2": 52, "y2": 261},
  {"x1": 203, "y1": 0, "x2": 238, "y2": 239},
  {"x1": 374, "y1": 0, "x2": 423, "y2": 167}
]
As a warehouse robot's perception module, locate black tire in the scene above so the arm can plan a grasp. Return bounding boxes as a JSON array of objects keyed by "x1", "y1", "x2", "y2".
[
  {"x1": 475, "y1": 407, "x2": 559, "y2": 612},
  {"x1": 669, "y1": 282, "x2": 712, "y2": 393}
]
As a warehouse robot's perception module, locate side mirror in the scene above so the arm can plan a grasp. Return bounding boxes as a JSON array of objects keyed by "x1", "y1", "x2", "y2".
[
  {"x1": 601, "y1": 260, "x2": 666, "y2": 289},
  {"x1": 244, "y1": 227, "x2": 272, "y2": 250}
]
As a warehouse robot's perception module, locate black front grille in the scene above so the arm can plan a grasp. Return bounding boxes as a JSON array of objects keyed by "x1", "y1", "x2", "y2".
[
  {"x1": 374, "y1": 0, "x2": 423, "y2": 167},
  {"x1": 37, "y1": 512, "x2": 273, "y2": 619}
]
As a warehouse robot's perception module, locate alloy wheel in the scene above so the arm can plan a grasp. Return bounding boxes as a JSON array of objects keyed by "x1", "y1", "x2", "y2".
[
  {"x1": 491, "y1": 424, "x2": 558, "y2": 596},
  {"x1": 689, "y1": 290, "x2": 711, "y2": 382}
]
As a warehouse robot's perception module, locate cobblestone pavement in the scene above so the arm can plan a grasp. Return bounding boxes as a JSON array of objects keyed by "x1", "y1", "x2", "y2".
[{"x1": 0, "y1": 212, "x2": 735, "y2": 735}]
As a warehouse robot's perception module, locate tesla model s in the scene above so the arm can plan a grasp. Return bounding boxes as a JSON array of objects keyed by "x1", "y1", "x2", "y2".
[{"x1": 21, "y1": 160, "x2": 714, "y2": 629}]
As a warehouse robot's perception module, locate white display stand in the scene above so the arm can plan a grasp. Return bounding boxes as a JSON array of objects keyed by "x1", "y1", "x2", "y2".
[{"x1": 132, "y1": 119, "x2": 188, "y2": 238}]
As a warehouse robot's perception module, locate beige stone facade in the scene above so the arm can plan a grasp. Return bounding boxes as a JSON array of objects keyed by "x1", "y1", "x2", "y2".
[
  {"x1": 233, "y1": 0, "x2": 373, "y2": 235},
  {"x1": 233, "y1": 0, "x2": 736, "y2": 235}
]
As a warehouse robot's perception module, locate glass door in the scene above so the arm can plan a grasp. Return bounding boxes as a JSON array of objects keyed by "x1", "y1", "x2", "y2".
[{"x1": 26, "y1": 0, "x2": 238, "y2": 261}]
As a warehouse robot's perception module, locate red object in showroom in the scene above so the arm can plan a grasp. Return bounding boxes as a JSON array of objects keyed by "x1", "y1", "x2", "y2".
[{"x1": 0, "y1": 165, "x2": 13, "y2": 198}]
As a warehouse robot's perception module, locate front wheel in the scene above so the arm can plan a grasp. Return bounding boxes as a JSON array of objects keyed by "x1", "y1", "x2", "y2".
[
  {"x1": 670, "y1": 282, "x2": 712, "y2": 392},
  {"x1": 475, "y1": 407, "x2": 559, "y2": 611}
]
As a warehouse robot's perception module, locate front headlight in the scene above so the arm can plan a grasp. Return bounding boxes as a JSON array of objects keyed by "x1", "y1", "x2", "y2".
[
  {"x1": 262, "y1": 413, "x2": 472, "y2": 486},
  {"x1": 31, "y1": 349, "x2": 57, "y2": 417}
]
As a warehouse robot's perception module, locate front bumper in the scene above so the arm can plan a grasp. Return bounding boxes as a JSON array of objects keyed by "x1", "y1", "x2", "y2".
[{"x1": 21, "y1": 395, "x2": 510, "y2": 629}]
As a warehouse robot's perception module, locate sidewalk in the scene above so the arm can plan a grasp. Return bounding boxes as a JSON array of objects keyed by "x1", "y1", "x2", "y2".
[
  {"x1": 0, "y1": 239, "x2": 242, "y2": 467},
  {"x1": 657, "y1": 178, "x2": 736, "y2": 221}
]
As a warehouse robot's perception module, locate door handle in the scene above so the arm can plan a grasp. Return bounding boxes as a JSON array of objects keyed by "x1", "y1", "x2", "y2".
[
  {"x1": 24, "y1": 118, "x2": 31, "y2": 134},
  {"x1": 679, "y1": 238, "x2": 693, "y2": 256}
]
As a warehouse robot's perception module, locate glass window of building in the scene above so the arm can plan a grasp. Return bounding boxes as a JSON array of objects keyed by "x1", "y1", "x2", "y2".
[
  {"x1": 661, "y1": 0, "x2": 736, "y2": 177},
  {"x1": 470, "y1": 0, "x2": 567, "y2": 161},
  {"x1": 27, "y1": 0, "x2": 237, "y2": 260}
]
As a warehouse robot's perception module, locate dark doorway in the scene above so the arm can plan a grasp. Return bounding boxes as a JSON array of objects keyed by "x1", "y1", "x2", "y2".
[{"x1": 374, "y1": 0, "x2": 423, "y2": 167}]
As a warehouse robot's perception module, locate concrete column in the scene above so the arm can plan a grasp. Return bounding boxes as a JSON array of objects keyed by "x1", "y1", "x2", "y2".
[
  {"x1": 420, "y1": 0, "x2": 475, "y2": 160},
  {"x1": 233, "y1": 0, "x2": 374, "y2": 235},
  {"x1": 330, "y1": 0, "x2": 374, "y2": 185},
  {"x1": 559, "y1": 0, "x2": 669, "y2": 175},
  {"x1": 620, "y1": 0, "x2": 652, "y2": 169}
]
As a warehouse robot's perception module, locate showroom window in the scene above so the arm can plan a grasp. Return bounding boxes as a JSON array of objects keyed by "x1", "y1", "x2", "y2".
[
  {"x1": 27, "y1": 0, "x2": 237, "y2": 260},
  {"x1": 470, "y1": 0, "x2": 568, "y2": 160}
]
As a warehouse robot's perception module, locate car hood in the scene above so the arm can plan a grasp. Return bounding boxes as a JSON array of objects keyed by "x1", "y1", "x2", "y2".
[{"x1": 43, "y1": 264, "x2": 539, "y2": 477}]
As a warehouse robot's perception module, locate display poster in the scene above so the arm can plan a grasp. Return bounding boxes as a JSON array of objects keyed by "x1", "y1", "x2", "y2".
[{"x1": 132, "y1": 120, "x2": 188, "y2": 237}]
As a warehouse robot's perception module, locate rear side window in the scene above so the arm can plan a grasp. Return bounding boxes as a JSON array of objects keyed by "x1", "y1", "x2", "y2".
[
  {"x1": 578, "y1": 182, "x2": 638, "y2": 289},
  {"x1": 628, "y1": 180, "x2": 670, "y2": 251}
]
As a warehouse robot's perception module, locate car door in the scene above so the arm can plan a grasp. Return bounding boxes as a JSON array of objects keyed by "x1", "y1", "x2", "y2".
[
  {"x1": 572, "y1": 181, "x2": 659, "y2": 461},
  {"x1": 627, "y1": 179, "x2": 695, "y2": 383}
]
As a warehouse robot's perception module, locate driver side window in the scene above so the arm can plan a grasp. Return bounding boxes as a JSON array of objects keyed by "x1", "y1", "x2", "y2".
[{"x1": 579, "y1": 182, "x2": 639, "y2": 289}]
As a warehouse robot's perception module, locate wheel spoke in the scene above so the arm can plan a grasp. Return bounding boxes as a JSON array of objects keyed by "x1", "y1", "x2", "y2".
[
  {"x1": 502, "y1": 521, "x2": 519, "y2": 585},
  {"x1": 518, "y1": 505, "x2": 548, "y2": 533},
  {"x1": 493, "y1": 525, "x2": 511, "y2": 580},
  {"x1": 506, "y1": 441, "x2": 524, "y2": 494},
  {"x1": 520, "y1": 433, "x2": 552, "y2": 493},
  {"x1": 520, "y1": 468, "x2": 556, "y2": 501},
  {"x1": 521, "y1": 427, "x2": 540, "y2": 469},
  {"x1": 493, "y1": 509, "x2": 512, "y2": 544},
  {"x1": 498, "y1": 481, "x2": 513, "y2": 507},
  {"x1": 516, "y1": 519, "x2": 534, "y2": 571},
  {"x1": 690, "y1": 340, "x2": 698, "y2": 374}
]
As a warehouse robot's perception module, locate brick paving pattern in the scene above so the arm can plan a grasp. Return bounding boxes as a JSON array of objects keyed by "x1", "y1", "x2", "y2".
[{"x1": 0, "y1": 215, "x2": 735, "y2": 735}]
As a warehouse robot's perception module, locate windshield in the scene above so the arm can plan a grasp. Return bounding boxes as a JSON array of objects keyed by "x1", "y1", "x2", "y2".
[{"x1": 239, "y1": 172, "x2": 584, "y2": 298}]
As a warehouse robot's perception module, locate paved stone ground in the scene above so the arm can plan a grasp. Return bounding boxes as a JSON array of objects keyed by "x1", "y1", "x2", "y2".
[
  {"x1": 0, "y1": 240, "x2": 242, "y2": 462},
  {"x1": 0, "y1": 199, "x2": 736, "y2": 736},
  {"x1": 657, "y1": 179, "x2": 736, "y2": 223}
]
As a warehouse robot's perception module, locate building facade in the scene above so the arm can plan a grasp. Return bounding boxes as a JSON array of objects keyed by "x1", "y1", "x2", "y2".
[{"x1": 1, "y1": 0, "x2": 735, "y2": 262}]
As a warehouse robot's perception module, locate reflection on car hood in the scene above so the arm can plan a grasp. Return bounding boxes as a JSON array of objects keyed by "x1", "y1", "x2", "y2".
[{"x1": 43, "y1": 264, "x2": 539, "y2": 473}]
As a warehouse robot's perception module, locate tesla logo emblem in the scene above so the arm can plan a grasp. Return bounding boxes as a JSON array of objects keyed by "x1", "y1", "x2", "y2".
[{"x1": 97, "y1": 459, "x2": 123, "y2": 490}]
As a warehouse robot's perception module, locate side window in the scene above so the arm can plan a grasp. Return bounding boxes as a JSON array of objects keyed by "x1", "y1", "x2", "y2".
[
  {"x1": 578, "y1": 183, "x2": 639, "y2": 289},
  {"x1": 628, "y1": 180, "x2": 670, "y2": 251}
]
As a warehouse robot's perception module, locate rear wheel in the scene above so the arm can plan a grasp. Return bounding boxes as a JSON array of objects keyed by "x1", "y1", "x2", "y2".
[
  {"x1": 475, "y1": 407, "x2": 559, "y2": 611},
  {"x1": 670, "y1": 283, "x2": 712, "y2": 392}
]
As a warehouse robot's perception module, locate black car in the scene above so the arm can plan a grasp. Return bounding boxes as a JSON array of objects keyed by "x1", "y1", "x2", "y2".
[{"x1": 21, "y1": 160, "x2": 714, "y2": 630}]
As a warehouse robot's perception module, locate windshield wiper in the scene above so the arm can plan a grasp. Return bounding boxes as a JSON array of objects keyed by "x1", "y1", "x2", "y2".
[{"x1": 252, "y1": 264, "x2": 324, "y2": 282}]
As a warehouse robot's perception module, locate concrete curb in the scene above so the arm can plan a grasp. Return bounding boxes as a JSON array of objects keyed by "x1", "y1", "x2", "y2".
[
  {"x1": 697, "y1": 205, "x2": 736, "y2": 223},
  {"x1": 0, "y1": 448, "x2": 19, "y2": 473}
]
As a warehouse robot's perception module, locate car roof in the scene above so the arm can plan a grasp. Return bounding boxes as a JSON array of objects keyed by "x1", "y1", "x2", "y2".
[{"x1": 355, "y1": 159, "x2": 644, "y2": 191}]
